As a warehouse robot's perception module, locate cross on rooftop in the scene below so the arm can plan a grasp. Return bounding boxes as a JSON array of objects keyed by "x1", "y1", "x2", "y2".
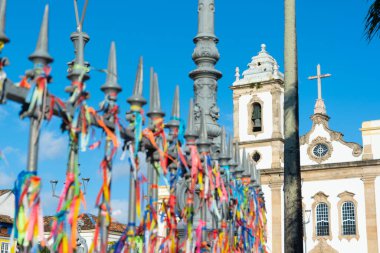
[{"x1": 308, "y1": 64, "x2": 331, "y2": 100}]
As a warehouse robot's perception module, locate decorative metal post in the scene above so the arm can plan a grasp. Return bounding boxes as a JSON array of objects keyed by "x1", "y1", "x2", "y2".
[
  {"x1": 196, "y1": 109, "x2": 212, "y2": 249},
  {"x1": 165, "y1": 85, "x2": 182, "y2": 248},
  {"x1": 183, "y1": 98, "x2": 198, "y2": 252},
  {"x1": 49, "y1": 3, "x2": 91, "y2": 249},
  {"x1": 98, "y1": 41, "x2": 122, "y2": 251},
  {"x1": 190, "y1": 0, "x2": 222, "y2": 144},
  {"x1": 23, "y1": 5, "x2": 53, "y2": 174},
  {"x1": 147, "y1": 72, "x2": 165, "y2": 211},
  {"x1": 12, "y1": 5, "x2": 53, "y2": 251},
  {"x1": 126, "y1": 57, "x2": 146, "y2": 249},
  {"x1": 0, "y1": 0, "x2": 271, "y2": 252}
]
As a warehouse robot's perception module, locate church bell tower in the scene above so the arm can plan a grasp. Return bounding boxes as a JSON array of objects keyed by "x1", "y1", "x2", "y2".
[{"x1": 231, "y1": 44, "x2": 284, "y2": 170}]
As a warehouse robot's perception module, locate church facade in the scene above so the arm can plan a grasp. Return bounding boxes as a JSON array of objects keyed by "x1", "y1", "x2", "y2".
[{"x1": 231, "y1": 45, "x2": 380, "y2": 253}]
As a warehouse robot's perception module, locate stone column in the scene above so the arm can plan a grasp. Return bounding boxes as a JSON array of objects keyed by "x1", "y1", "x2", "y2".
[
  {"x1": 270, "y1": 179, "x2": 283, "y2": 253},
  {"x1": 362, "y1": 144, "x2": 373, "y2": 160},
  {"x1": 362, "y1": 175, "x2": 379, "y2": 253},
  {"x1": 270, "y1": 86, "x2": 282, "y2": 139},
  {"x1": 270, "y1": 87, "x2": 283, "y2": 169}
]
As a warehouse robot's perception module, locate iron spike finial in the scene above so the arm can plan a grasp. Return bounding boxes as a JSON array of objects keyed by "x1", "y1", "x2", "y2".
[
  {"x1": 219, "y1": 127, "x2": 230, "y2": 166},
  {"x1": 257, "y1": 169, "x2": 262, "y2": 186},
  {"x1": 196, "y1": 108, "x2": 211, "y2": 153},
  {"x1": 166, "y1": 85, "x2": 181, "y2": 129},
  {"x1": 127, "y1": 57, "x2": 146, "y2": 110},
  {"x1": 184, "y1": 99, "x2": 198, "y2": 142},
  {"x1": 148, "y1": 67, "x2": 154, "y2": 107},
  {"x1": 0, "y1": 0, "x2": 9, "y2": 44},
  {"x1": 250, "y1": 162, "x2": 256, "y2": 185},
  {"x1": 252, "y1": 163, "x2": 259, "y2": 187},
  {"x1": 234, "y1": 142, "x2": 240, "y2": 166},
  {"x1": 100, "y1": 41, "x2": 121, "y2": 96},
  {"x1": 242, "y1": 148, "x2": 250, "y2": 177},
  {"x1": 147, "y1": 72, "x2": 165, "y2": 118},
  {"x1": 172, "y1": 85, "x2": 180, "y2": 119},
  {"x1": 234, "y1": 141, "x2": 244, "y2": 177},
  {"x1": 228, "y1": 137, "x2": 238, "y2": 171},
  {"x1": 29, "y1": 5, "x2": 53, "y2": 64}
]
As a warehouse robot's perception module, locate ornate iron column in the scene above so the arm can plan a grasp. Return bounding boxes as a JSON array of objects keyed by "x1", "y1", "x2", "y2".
[
  {"x1": 126, "y1": 57, "x2": 146, "y2": 247},
  {"x1": 190, "y1": 0, "x2": 222, "y2": 145},
  {"x1": 24, "y1": 4, "x2": 53, "y2": 174},
  {"x1": 98, "y1": 41, "x2": 122, "y2": 251}
]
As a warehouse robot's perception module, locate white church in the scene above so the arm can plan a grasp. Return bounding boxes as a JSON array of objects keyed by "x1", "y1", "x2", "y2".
[{"x1": 232, "y1": 44, "x2": 380, "y2": 253}]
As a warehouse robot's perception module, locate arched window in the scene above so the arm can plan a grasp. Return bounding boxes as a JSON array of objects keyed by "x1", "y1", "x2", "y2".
[
  {"x1": 337, "y1": 191, "x2": 359, "y2": 240},
  {"x1": 316, "y1": 203, "x2": 330, "y2": 236},
  {"x1": 312, "y1": 192, "x2": 332, "y2": 241},
  {"x1": 342, "y1": 201, "x2": 356, "y2": 235},
  {"x1": 252, "y1": 102, "x2": 262, "y2": 132}
]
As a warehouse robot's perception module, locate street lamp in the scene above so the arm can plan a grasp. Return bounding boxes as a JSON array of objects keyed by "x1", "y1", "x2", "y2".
[
  {"x1": 50, "y1": 177, "x2": 90, "y2": 198},
  {"x1": 81, "y1": 177, "x2": 90, "y2": 195},
  {"x1": 50, "y1": 180, "x2": 59, "y2": 198}
]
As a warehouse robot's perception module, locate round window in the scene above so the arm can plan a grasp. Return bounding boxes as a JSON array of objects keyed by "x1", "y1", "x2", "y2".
[
  {"x1": 313, "y1": 143, "x2": 329, "y2": 158},
  {"x1": 252, "y1": 151, "x2": 261, "y2": 163}
]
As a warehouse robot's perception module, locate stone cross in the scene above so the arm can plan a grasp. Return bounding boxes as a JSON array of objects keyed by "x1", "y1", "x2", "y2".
[{"x1": 308, "y1": 64, "x2": 331, "y2": 100}]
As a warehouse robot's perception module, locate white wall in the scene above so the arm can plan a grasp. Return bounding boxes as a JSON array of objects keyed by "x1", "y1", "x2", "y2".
[
  {"x1": 375, "y1": 177, "x2": 380, "y2": 251},
  {"x1": 300, "y1": 124, "x2": 362, "y2": 166},
  {"x1": 245, "y1": 146, "x2": 272, "y2": 170},
  {"x1": 0, "y1": 192, "x2": 14, "y2": 217},
  {"x1": 303, "y1": 178, "x2": 366, "y2": 253},
  {"x1": 362, "y1": 120, "x2": 380, "y2": 159}
]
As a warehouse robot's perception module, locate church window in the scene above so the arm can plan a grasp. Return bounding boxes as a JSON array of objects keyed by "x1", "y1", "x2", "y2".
[
  {"x1": 342, "y1": 202, "x2": 356, "y2": 235},
  {"x1": 252, "y1": 103, "x2": 262, "y2": 132},
  {"x1": 312, "y1": 143, "x2": 329, "y2": 158},
  {"x1": 312, "y1": 192, "x2": 332, "y2": 241},
  {"x1": 252, "y1": 151, "x2": 261, "y2": 163},
  {"x1": 316, "y1": 203, "x2": 329, "y2": 236},
  {"x1": 307, "y1": 137, "x2": 333, "y2": 164},
  {"x1": 337, "y1": 191, "x2": 359, "y2": 240}
]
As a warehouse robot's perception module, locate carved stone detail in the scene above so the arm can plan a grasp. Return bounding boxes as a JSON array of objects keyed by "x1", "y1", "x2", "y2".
[
  {"x1": 307, "y1": 137, "x2": 333, "y2": 164},
  {"x1": 190, "y1": 0, "x2": 222, "y2": 143},
  {"x1": 309, "y1": 239, "x2": 338, "y2": 253},
  {"x1": 192, "y1": 39, "x2": 220, "y2": 62},
  {"x1": 300, "y1": 114, "x2": 363, "y2": 157}
]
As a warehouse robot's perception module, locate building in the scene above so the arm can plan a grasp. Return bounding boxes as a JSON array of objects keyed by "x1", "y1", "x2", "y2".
[
  {"x1": 231, "y1": 45, "x2": 380, "y2": 253},
  {"x1": 0, "y1": 189, "x2": 126, "y2": 251},
  {"x1": 0, "y1": 190, "x2": 14, "y2": 253},
  {"x1": 0, "y1": 190, "x2": 14, "y2": 218},
  {"x1": 43, "y1": 213, "x2": 126, "y2": 251},
  {"x1": 0, "y1": 214, "x2": 12, "y2": 253}
]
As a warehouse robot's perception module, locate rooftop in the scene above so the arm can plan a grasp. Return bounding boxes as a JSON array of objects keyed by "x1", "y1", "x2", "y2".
[
  {"x1": 233, "y1": 44, "x2": 284, "y2": 86},
  {"x1": 43, "y1": 213, "x2": 126, "y2": 234}
]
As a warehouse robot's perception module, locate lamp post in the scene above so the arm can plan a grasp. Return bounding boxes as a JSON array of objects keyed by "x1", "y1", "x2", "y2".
[{"x1": 49, "y1": 176, "x2": 90, "y2": 198}]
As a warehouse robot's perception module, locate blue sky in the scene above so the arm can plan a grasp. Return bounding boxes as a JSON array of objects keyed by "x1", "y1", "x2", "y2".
[{"x1": 0, "y1": 0, "x2": 379, "y2": 222}]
